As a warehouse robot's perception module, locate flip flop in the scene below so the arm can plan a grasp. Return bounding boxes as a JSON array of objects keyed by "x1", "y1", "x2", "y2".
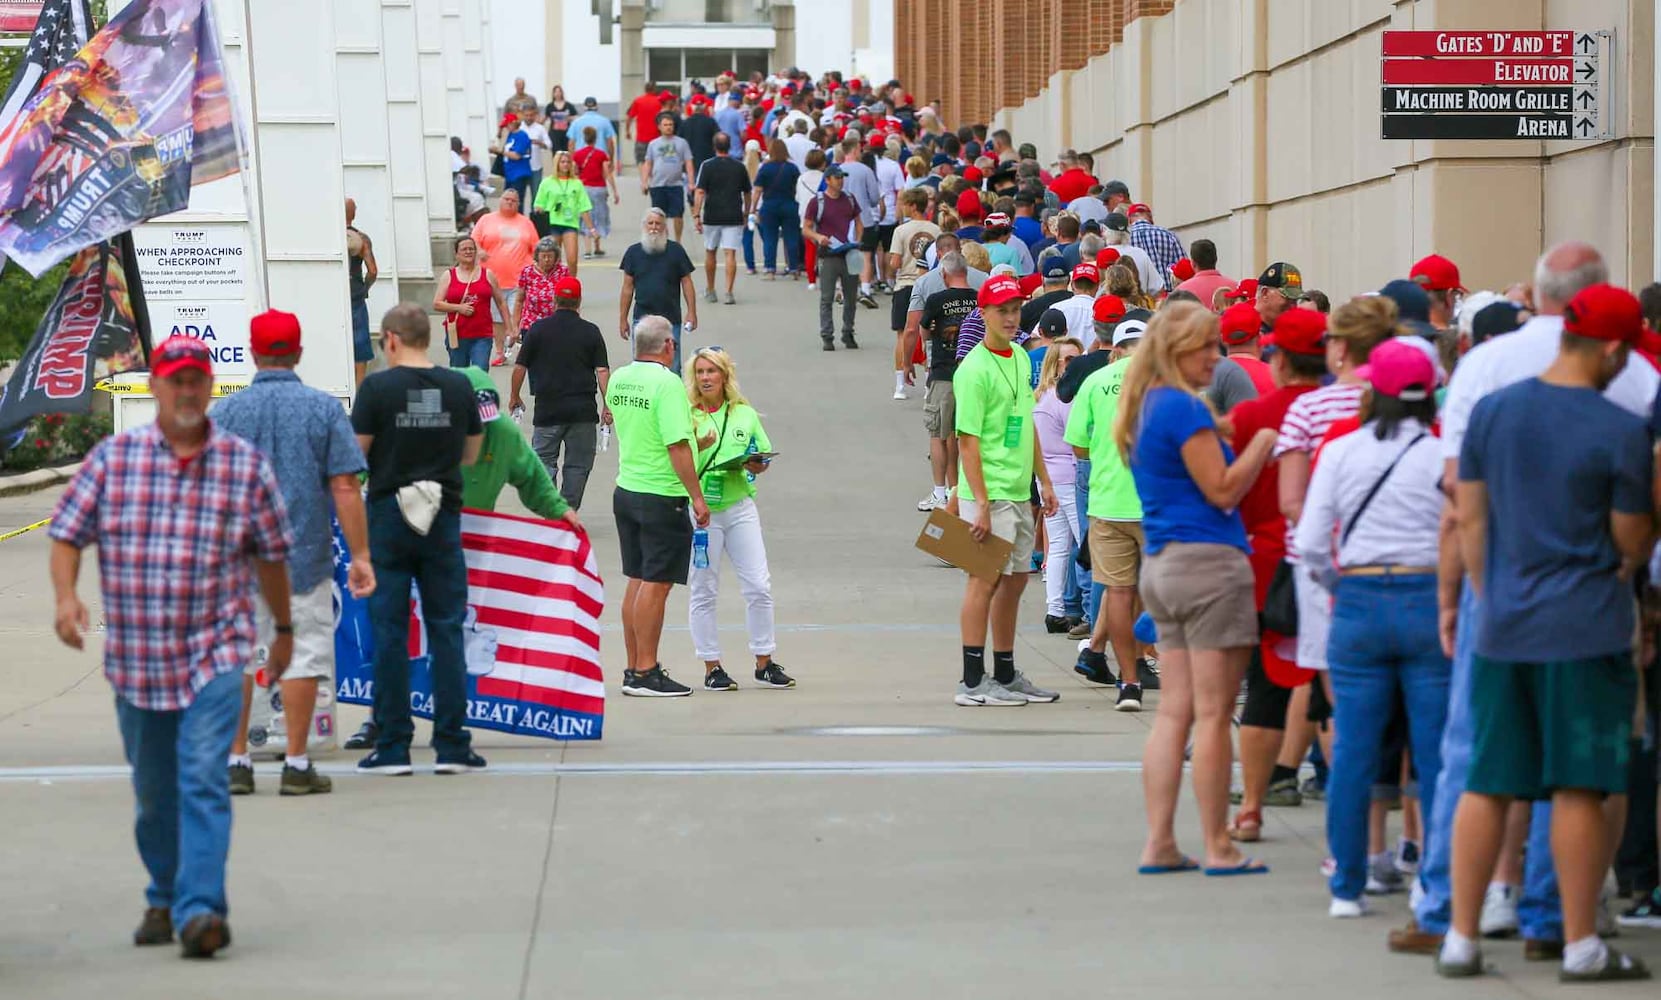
[
  {"x1": 1137, "y1": 856, "x2": 1200, "y2": 875},
  {"x1": 1203, "y1": 858, "x2": 1270, "y2": 877}
]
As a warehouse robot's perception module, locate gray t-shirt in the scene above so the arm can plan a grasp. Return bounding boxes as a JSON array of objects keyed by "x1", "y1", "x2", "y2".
[
  {"x1": 837, "y1": 159, "x2": 883, "y2": 226},
  {"x1": 645, "y1": 136, "x2": 693, "y2": 189},
  {"x1": 1207, "y1": 356, "x2": 1259, "y2": 413},
  {"x1": 907, "y1": 264, "x2": 990, "y2": 316}
]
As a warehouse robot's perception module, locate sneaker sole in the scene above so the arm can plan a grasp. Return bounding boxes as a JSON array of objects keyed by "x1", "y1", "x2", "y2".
[
  {"x1": 434, "y1": 764, "x2": 486, "y2": 774},
  {"x1": 1615, "y1": 916, "x2": 1661, "y2": 929},
  {"x1": 229, "y1": 786, "x2": 254, "y2": 796},
  {"x1": 753, "y1": 680, "x2": 796, "y2": 689},
  {"x1": 955, "y1": 696, "x2": 1026, "y2": 707},
  {"x1": 621, "y1": 686, "x2": 692, "y2": 698},
  {"x1": 279, "y1": 784, "x2": 331, "y2": 795},
  {"x1": 704, "y1": 685, "x2": 738, "y2": 692},
  {"x1": 1116, "y1": 700, "x2": 1142, "y2": 712},
  {"x1": 1021, "y1": 694, "x2": 1060, "y2": 703},
  {"x1": 356, "y1": 764, "x2": 414, "y2": 775}
]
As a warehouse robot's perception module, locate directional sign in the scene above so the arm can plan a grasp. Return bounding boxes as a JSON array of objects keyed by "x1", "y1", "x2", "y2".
[
  {"x1": 1382, "y1": 87, "x2": 1571, "y2": 114},
  {"x1": 1382, "y1": 115, "x2": 1572, "y2": 140},
  {"x1": 1381, "y1": 31, "x2": 1573, "y2": 58},
  {"x1": 1383, "y1": 59, "x2": 1574, "y2": 87}
]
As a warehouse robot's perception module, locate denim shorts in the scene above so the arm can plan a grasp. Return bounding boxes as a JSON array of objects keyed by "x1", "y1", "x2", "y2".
[{"x1": 351, "y1": 297, "x2": 372, "y2": 362}]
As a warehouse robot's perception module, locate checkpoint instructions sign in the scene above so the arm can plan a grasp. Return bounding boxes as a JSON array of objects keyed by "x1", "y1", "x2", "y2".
[{"x1": 1380, "y1": 30, "x2": 1612, "y2": 141}]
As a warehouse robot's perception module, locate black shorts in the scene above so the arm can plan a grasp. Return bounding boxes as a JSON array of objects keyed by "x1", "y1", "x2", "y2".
[
  {"x1": 1240, "y1": 644, "x2": 1292, "y2": 729},
  {"x1": 875, "y1": 223, "x2": 897, "y2": 251},
  {"x1": 1308, "y1": 675, "x2": 1333, "y2": 726},
  {"x1": 613, "y1": 487, "x2": 693, "y2": 585},
  {"x1": 891, "y1": 285, "x2": 912, "y2": 332},
  {"x1": 649, "y1": 185, "x2": 686, "y2": 219},
  {"x1": 859, "y1": 224, "x2": 883, "y2": 252}
]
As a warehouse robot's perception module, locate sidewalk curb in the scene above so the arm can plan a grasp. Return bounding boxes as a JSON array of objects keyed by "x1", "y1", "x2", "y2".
[{"x1": 0, "y1": 462, "x2": 81, "y2": 499}]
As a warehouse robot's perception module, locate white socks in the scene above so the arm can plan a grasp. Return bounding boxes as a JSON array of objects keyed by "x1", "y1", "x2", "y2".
[
  {"x1": 227, "y1": 753, "x2": 251, "y2": 768},
  {"x1": 1439, "y1": 929, "x2": 1477, "y2": 966},
  {"x1": 932, "y1": 485, "x2": 949, "y2": 502},
  {"x1": 860, "y1": 283, "x2": 872, "y2": 295},
  {"x1": 286, "y1": 754, "x2": 310, "y2": 771},
  {"x1": 894, "y1": 371, "x2": 906, "y2": 390},
  {"x1": 1563, "y1": 935, "x2": 1608, "y2": 974}
]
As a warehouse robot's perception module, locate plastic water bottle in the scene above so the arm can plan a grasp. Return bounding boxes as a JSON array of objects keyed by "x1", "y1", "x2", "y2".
[
  {"x1": 511, "y1": 404, "x2": 525, "y2": 425},
  {"x1": 692, "y1": 528, "x2": 710, "y2": 569},
  {"x1": 598, "y1": 425, "x2": 611, "y2": 452},
  {"x1": 746, "y1": 212, "x2": 758, "y2": 232}
]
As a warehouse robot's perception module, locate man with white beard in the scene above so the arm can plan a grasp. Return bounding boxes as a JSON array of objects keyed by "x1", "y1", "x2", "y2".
[{"x1": 618, "y1": 208, "x2": 699, "y2": 374}]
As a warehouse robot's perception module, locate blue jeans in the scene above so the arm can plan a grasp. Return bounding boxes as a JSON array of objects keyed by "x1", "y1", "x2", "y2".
[
  {"x1": 505, "y1": 175, "x2": 532, "y2": 207},
  {"x1": 367, "y1": 497, "x2": 472, "y2": 757},
  {"x1": 1325, "y1": 574, "x2": 1451, "y2": 901},
  {"x1": 742, "y1": 223, "x2": 755, "y2": 272},
  {"x1": 351, "y1": 297, "x2": 372, "y2": 362},
  {"x1": 449, "y1": 337, "x2": 493, "y2": 369},
  {"x1": 1061, "y1": 543, "x2": 1084, "y2": 618},
  {"x1": 1415, "y1": 584, "x2": 1562, "y2": 937},
  {"x1": 116, "y1": 670, "x2": 243, "y2": 927},
  {"x1": 757, "y1": 198, "x2": 804, "y2": 273},
  {"x1": 1074, "y1": 459, "x2": 1100, "y2": 626}
]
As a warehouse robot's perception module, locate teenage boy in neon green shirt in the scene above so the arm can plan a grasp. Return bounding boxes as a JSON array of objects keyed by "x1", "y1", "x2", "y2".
[
  {"x1": 1062, "y1": 320, "x2": 1150, "y2": 704},
  {"x1": 952, "y1": 275, "x2": 1060, "y2": 708},
  {"x1": 604, "y1": 315, "x2": 710, "y2": 698}
]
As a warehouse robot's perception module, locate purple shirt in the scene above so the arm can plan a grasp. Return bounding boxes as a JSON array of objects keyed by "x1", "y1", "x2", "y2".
[{"x1": 1033, "y1": 389, "x2": 1076, "y2": 488}]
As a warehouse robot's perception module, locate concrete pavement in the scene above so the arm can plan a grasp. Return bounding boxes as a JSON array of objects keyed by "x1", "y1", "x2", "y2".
[{"x1": 0, "y1": 188, "x2": 1654, "y2": 998}]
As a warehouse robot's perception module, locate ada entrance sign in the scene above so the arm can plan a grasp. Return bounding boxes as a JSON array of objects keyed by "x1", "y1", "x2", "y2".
[
  {"x1": 131, "y1": 224, "x2": 254, "y2": 379},
  {"x1": 1381, "y1": 29, "x2": 1613, "y2": 141}
]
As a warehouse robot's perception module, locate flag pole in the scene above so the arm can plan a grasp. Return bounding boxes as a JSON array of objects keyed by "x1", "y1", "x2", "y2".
[{"x1": 226, "y1": 0, "x2": 268, "y2": 311}]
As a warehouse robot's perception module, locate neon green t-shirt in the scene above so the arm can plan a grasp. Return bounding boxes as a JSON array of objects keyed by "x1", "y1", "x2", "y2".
[
  {"x1": 1062, "y1": 357, "x2": 1143, "y2": 521},
  {"x1": 954, "y1": 342, "x2": 1036, "y2": 502},
  {"x1": 692, "y1": 401, "x2": 772, "y2": 511},
  {"x1": 533, "y1": 176, "x2": 593, "y2": 230},
  {"x1": 606, "y1": 360, "x2": 694, "y2": 496}
]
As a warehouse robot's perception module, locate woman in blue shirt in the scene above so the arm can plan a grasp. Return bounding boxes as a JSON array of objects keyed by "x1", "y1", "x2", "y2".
[
  {"x1": 1113, "y1": 301, "x2": 1278, "y2": 876},
  {"x1": 750, "y1": 140, "x2": 804, "y2": 278}
]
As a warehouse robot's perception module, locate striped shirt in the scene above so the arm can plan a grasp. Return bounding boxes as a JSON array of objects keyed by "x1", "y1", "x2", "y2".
[
  {"x1": 1274, "y1": 381, "x2": 1365, "y2": 563},
  {"x1": 1129, "y1": 220, "x2": 1185, "y2": 291}
]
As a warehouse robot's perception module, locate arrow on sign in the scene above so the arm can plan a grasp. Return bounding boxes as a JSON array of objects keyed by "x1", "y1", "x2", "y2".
[
  {"x1": 1576, "y1": 90, "x2": 1597, "y2": 109},
  {"x1": 1577, "y1": 61, "x2": 1598, "y2": 80},
  {"x1": 1577, "y1": 117, "x2": 1597, "y2": 136},
  {"x1": 1576, "y1": 33, "x2": 1597, "y2": 54}
]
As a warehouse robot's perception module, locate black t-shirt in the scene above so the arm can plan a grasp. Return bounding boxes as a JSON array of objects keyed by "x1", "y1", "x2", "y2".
[
  {"x1": 695, "y1": 157, "x2": 752, "y2": 226},
  {"x1": 350, "y1": 366, "x2": 482, "y2": 511},
  {"x1": 518, "y1": 310, "x2": 611, "y2": 426},
  {"x1": 679, "y1": 114, "x2": 719, "y2": 170},
  {"x1": 1020, "y1": 288, "x2": 1070, "y2": 333},
  {"x1": 621, "y1": 241, "x2": 695, "y2": 324},
  {"x1": 920, "y1": 287, "x2": 977, "y2": 382}
]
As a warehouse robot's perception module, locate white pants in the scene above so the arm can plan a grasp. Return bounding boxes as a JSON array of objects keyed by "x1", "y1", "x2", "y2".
[
  {"x1": 688, "y1": 498, "x2": 776, "y2": 660},
  {"x1": 1042, "y1": 486, "x2": 1079, "y2": 616}
]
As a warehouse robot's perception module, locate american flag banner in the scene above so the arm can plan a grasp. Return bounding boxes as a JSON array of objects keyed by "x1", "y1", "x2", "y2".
[
  {"x1": 0, "y1": 0, "x2": 90, "y2": 127},
  {"x1": 333, "y1": 508, "x2": 607, "y2": 741}
]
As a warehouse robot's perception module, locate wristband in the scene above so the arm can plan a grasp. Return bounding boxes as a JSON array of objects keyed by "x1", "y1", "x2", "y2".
[{"x1": 275, "y1": 624, "x2": 293, "y2": 635}]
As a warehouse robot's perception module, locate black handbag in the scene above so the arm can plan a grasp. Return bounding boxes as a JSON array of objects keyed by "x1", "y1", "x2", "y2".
[{"x1": 1262, "y1": 559, "x2": 1299, "y2": 635}]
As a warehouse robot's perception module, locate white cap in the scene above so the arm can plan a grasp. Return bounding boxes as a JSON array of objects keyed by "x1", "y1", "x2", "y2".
[{"x1": 1112, "y1": 318, "x2": 1148, "y2": 346}]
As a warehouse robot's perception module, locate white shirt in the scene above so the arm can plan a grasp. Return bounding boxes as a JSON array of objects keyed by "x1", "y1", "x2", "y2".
[
  {"x1": 521, "y1": 122, "x2": 551, "y2": 169},
  {"x1": 1054, "y1": 293, "x2": 1099, "y2": 350},
  {"x1": 795, "y1": 168, "x2": 823, "y2": 219},
  {"x1": 875, "y1": 157, "x2": 905, "y2": 226},
  {"x1": 784, "y1": 132, "x2": 814, "y2": 171},
  {"x1": 1440, "y1": 314, "x2": 1659, "y2": 461},
  {"x1": 773, "y1": 109, "x2": 812, "y2": 139},
  {"x1": 1293, "y1": 420, "x2": 1443, "y2": 573},
  {"x1": 1108, "y1": 241, "x2": 1160, "y2": 297},
  {"x1": 1068, "y1": 196, "x2": 1107, "y2": 225}
]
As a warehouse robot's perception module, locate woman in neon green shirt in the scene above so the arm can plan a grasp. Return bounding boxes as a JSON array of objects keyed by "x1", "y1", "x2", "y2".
[
  {"x1": 684, "y1": 347, "x2": 795, "y2": 692},
  {"x1": 533, "y1": 151, "x2": 594, "y2": 276}
]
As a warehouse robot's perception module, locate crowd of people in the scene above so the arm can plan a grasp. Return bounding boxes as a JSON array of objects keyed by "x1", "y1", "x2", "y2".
[{"x1": 35, "y1": 64, "x2": 1661, "y2": 981}]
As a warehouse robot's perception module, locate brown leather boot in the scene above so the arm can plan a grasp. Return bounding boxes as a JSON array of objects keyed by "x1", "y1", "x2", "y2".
[
  {"x1": 1388, "y1": 919, "x2": 1445, "y2": 955},
  {"x1": 178, "y1": 912, "x2": 232, "y2": 959},
  {"x1": 133, "y1": 907, "x2": 172, "y2": 946}
]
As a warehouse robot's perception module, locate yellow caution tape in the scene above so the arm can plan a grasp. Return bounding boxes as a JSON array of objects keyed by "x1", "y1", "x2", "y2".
[
  {"x1": 93, "y1": 379, "x2": 249, "y2": 397},
  {"x1": 0, "y1": 518, "x2": 51, "y2": 544}
]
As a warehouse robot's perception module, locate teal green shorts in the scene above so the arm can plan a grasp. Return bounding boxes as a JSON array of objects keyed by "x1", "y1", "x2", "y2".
[{"x1": 1467, "y1": 654, "x2": 1635, "y2": 798}]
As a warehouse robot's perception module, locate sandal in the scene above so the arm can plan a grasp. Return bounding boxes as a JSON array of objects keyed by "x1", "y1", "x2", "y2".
[{"x1": 1228, "y1": 808, "x2": 1262, "y2": 843}]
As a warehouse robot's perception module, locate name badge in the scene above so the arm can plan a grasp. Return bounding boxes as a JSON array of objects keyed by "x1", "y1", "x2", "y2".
[{"x1": 1003, "y1": 415, "x2": 1023, "y2": 449}]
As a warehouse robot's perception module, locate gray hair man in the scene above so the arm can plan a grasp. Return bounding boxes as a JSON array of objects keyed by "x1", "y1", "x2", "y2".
[{"x1": 618, "y1": 207, "x2": 698, "y2": 373}]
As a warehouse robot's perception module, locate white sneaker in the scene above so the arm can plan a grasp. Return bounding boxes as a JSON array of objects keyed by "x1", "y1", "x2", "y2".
[
  {"x1": 893, "y1": 386, "x2": 907, "y2": 400},
  {"x1": 1329, "y1": 897, "x2": 1369, "y2": 919},
  {"x1": 1479, "y1": 883, "x2": 1519, "y2": 938},
  {"x1": 916, "y1": 492, "x2": 946, "y2": 512},
  {"x1": 954, "y1": 678, "x2": 1027, "y2": 707}
]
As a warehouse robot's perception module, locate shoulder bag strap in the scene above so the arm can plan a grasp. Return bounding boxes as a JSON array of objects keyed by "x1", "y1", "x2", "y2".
[{"x1": 1340, "y1": 432, "x2": 1429, "y2": 547}]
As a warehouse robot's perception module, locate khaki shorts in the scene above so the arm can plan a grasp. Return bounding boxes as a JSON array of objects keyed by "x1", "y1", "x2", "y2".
[
  {"x1": 249, "y1": 582, "x2": 335, "y2": 682},
  {"x1": 1088, "y1": 518, "x2": 1143, "y2": 587},
  {"x1": 959, "y1": 499, "x2": 1037, "y2": 577},
  {"x1": 923, "y1": 380, "x2": 956, "y2": 440},
  {"x1": 1138, "y1": 542, "x2": 1258, "y2": 651}
]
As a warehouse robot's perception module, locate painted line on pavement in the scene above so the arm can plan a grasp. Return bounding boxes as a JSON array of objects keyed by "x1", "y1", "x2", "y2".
[{"x1": 0, "y1": 758, "x2": 1145, "y2": 783}]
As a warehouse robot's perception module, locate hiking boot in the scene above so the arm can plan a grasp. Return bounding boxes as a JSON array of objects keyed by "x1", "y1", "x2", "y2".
[
  {"x1": 1075, "y1": 648, "x2": 1116, "y2": 686},
  {"x1": 841, "y1": 334, "x2": 860, "y2": 349},
  {"x1": 227, "y1": 762, "x2": 254, "y2": 796},
  {"x1": 133, "y1": 907, "x2": 173, "y2": 946},
  {"x1": 822, "y1": 337, "x2": 836, "y2": 351},
  {"x1": 279, "y1": 763, "x2": 332, "y2": 796}
]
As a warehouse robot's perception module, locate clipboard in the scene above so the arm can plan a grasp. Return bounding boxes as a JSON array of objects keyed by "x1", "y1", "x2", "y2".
[
  {"x1": 914, "y1": 508, "x2": 1014, "y2": 583},
  {"x1": 711, "y1": 451, "x2": 779, "y2": 471}
]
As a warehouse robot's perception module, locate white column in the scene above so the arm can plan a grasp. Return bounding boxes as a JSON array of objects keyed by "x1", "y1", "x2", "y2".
[
  {"x1": 381, "y1": 1, "x2": 438, "y2": 296},
  {"x1": 415, "y1": 0, "x2": 457, "y2": 247},
  {"x1": 335, "y1": 0, "x2": 400, "y2": 327},
  {"x1": 462, "y1": 0, "x2": 492, "y2": 160}
]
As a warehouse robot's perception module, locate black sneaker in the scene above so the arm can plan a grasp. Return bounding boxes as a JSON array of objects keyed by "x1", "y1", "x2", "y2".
[
  {"x1": 841, "y1": 335, "x2": 860, "y2": 349},
  {"x1": 356, "y1": 748, "x2": 413, "y2": 775},
  {"x1": 434, "y1": 749, "x2": 488, "y2": 774},
  {"x1": 704, "y1": 666, "x2": 738, "y2": 691},
  {"x1": 1075, "y1": 648, "x2": 1116, "y2": 685},
  {"x1": 821, "y1": 337, "x2": 836, "y2": 351},
  {"x1": 1618, "y1": 889, "x2": 1661, "y2": 929},
  {"x1": 1136, "y1": 657, "x2": 1161, "y2": 691},
  {"x1": 1116, "y1": 682, "x2": 1143, "y2": 712},
  {"x1": 622, "y1": 664, "x2": 692, "y2": 697},
  {"x1": 343, "y1": 720, "x2": 379, "y2": 750},
  {"x1": 228, "y1": 762, "x2": 254, "y2": 795},
  {"x1": 857, "y1": 291, "x2": 878, "y2": 309},
  {"x1": 754, "y1": 663, "x2": 796, "y2": 688},
  {"x1": 1044, "y1": 614, "x2": 1071, "y2": 634}
]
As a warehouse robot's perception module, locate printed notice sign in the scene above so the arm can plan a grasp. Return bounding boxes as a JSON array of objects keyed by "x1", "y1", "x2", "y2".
[{"x1": 132, "y1": 224, "x2": 254, "y2": 377}]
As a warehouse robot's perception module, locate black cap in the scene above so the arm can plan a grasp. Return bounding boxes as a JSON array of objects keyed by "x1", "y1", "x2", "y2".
[
  {"x1": 583, "y1": 96, "x2": 598, "y2": 108},
  {"x1": 1081, "y1": 219, "x2": 1103, "y2": 235},
  {"x1": 1103, "y1": 212, "x2": 1129, "y2": 233},
  {"x1": 1037, "y1": 309, "x2": 1068, "y2": 339},
  {"x1": 1471, "y1": 301, "x2": 1525, "y2": 344},
  {"x1": 1257, "y1": 262, "x2": 1304, "y2": 299}
]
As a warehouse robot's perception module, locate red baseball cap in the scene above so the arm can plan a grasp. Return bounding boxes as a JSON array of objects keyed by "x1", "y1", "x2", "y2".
[
  {"x1": 249, "y1": 309, "x2": 302, "y2": 356},
  {"x1": 868, "y1": 131, "x2": 887, "y2": 148},
  {"x1": 1170, "y1": 257, "x2": 1197, "y2": 282},
  {"x1": 1410, "y1": 254, "x2": 1466, "y2": 294},
  {"x1": 955, "y1": 189, "x2": 983, "y2": 220},
  {"x1": 1264, "y1": 307, "x2": 1327, "y2": 356},
  {"x1": 1071, "y1": 261, "x2": 1100, "y2": 285},
  {"x1": 554, "y1": 276, "x2": 583, "y2": 300},
  {"x1": 977, "y1": 275, "x2": 1023, "y2": 309},
  {"x1": 962, "y1": 165, "x2": 984, "y2": 184},
  {"x1": 151, "y1": 334, "x2": 214, "y2": 380},
  {"x1": 982, "y1": 212, "x2": 1011, "y2": 230},
  {"x1": 1092, "y1": 294, "x2": 1127, "y2": 324},
  {"x1": 1218, "y1": 303, "x2": 1262, "y2": 345},
  {"x1": 1017, "y1": 273, "x2": 1044, "y2": 297},
  {"x1": 1095, "y1": 247, "x2": 1121, "y2": 268},
  {"x1": 1563, "y1": 283, "x2": 1643, "y2": 344},
  {"x1": 1126, "y1": 203, "x2": 1152, "y2": 218},
  {"x1": 1224, "y1": 278, "x2": 1258, "y2": 302}
]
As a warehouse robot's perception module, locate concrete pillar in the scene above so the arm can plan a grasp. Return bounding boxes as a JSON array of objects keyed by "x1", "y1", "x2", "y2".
[
  {"x1": 334, "y1": 0, "x2": 401, "y2": 328},
  {"x1": 620, "y1": 0, "x2": 645, "y2": 152},
  {"x1": 380, "y1": 1, "x2": 438, "y2": 304},
  {"x1": 415, "y1": 0, "x2": 460, "y2": 262},
  {"x1": 773, "y1": 0, "x2": 796, "y2": 71}
]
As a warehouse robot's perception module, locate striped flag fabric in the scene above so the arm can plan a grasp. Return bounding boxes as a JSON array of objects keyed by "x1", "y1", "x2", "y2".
[
  {"x1": 333, "y1": 508, "x2": 607, "y2": 741},
  {"x1": 0, "y1": 0, "x2": 89, "y2": 129}
]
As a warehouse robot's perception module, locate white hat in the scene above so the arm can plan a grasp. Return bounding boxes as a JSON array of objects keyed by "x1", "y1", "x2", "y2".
[{"x1": 1112, "y1": 318, "x2": 1148, "y2": 346}]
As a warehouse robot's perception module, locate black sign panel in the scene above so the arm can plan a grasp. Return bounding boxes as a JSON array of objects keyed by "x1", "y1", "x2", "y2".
[
  {"x1": 1382, "y1": 114, "x2": 1578, "y2": 140},
  {"x1": 1381, "y1": 86, "x2": 1573, "y2": 114}
]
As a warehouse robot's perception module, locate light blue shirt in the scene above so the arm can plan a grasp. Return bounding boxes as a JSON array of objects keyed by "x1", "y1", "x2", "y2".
[
  {"x1": 715, "y1": 106, "x2": 745, "y2": 158},
  {"x1": 568, "y1": 110, "x2": 616, "y2": 152}
]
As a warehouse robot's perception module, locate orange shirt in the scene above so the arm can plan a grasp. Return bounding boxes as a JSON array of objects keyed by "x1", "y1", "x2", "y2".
[{"x1": 471, "y1": 212, "x2": 539, "y2": 290}]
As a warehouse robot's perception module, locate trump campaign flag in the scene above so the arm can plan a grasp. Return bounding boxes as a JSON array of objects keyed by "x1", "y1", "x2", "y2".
[{"x1": 334, "y1": 509, "x2": 606, "y2": 741}]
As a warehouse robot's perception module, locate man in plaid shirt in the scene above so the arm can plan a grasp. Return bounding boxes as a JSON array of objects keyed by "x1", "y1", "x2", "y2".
[
  {"x1": 48, "y1": 335, "x2": 294, "y2": 960},
  {"x1": 1127, "y1": 202, "x2": 1184, "y2": 293}
]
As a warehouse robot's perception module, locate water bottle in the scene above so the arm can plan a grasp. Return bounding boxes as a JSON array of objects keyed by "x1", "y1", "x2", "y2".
[
  {"x1": 511, "y1": 404, "x2": 525, "y2": 425},
  {"x1": 692, "y1": 528, "x2": 710, "y2": 569},
  {"x1": 746, "y1": 212, "x2": 758, "y2": 232},
  {"x1": 598, "y1": 424, "x2": 611, "y2": 452}
]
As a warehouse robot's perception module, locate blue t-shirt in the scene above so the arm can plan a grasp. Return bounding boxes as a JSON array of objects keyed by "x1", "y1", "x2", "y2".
[
  {"x1": 1130, "y1": 387, "x2": 1249, "y2": 554},
  {"x1": 503, "y1": 129, "x2": 532, "y2": 182},
  {"x1": 1012, "y1": 216, "x2": 1044, "y2": 253},
  {"x1": 1459, "y1": 378, "x2": 1652, "y2": 661},
  {"x1": 754, "y1": 161, "x2": 801, "y2": 202}
]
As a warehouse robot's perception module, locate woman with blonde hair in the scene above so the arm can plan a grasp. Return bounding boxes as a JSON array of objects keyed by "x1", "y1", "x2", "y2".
[
  {"x1": 684, "y1": 346, "x2": 795, "y2": 692},
  {"x1": 903, "y1": 155, "x2": 931, "y2": 189},
  {"x1": 532, "y1": 150, "x2": 594, "y2": 275},
  {"x1": 1107, "y1": 262, "x2": 1156, "y2": 311},
  {"x1": 960, "y1": 241, "x2": 991, "y2": 275},
  {"x1": 1113, "y1": 301, "x2": 1278, "y2": 875},
  {"x1": 1033, "y1": 337, "x2": 1086, "y2": 630}
]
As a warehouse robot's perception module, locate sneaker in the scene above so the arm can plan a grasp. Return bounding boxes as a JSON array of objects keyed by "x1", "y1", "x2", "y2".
[
  {"x1": 1116, "y1": 682, "x2": 1143, "y2": 712},
  {"x1": 434, "y1": 749, "x2": 488, "y2": 774},
  {"x1": 178, "y1": 912, "x2": 231, "y2": 959},
  {"x1": 841, "y1": 335, "x2": 860, "y2": 349},
  {"x1": 954, "y1": 678, "x2": 1027, "y2": 706},
  {"x1": 1300, "y1": 775, "x2": 1326, "y2": 801},
  {"x1": 858, "y1": 291, "x2": 878, "y2": 309},
  {"x1": 1044, "y1": 614, "x2": 1072, "y2": 634},
  {"x1": 724, "y1": 293, "x2": 736, "y2": 305},
  {"x1": 917, "y1": 492, "x2": 947, "y2": 512},
  {"x1": 1395, "y1": 838, "x2": 1422, "y2": 877},
  {"x1": 1330, "y1": 897, "x2": 1369, "y2": 919},
  {"x1": 1005, "y1": 670, "x2": 1060, "y2": 703},
  {"x1": 704, "y1": 666, "x2": 738, "y2": 691},
  {"x1": 622, "y1": 664, "x2": 692, "y2": 697},
  {"x1": 807, "y1": 282, "x2": 816, "y2": 290},
  {"x1": 1135, "y1": 656, "x2": 1161, "y2": 691},
  {"x1": 1264, "y1": 777, "x2": 1303, "y2": 807},
  {"x1": 1319, "y1": 856, "x2": 1337, "y2": 878},
  {"x1": 1480, "y1": 883, "x2": 1520, "y2": 938},
  {"x1": 822, "y1": 337, "x2": 836, "y2": 352},
  {"x1": 1074, "y1": 648, "x2": 1116, "y2": 686},
  {"x1": 134, "y1": 906, "x2": 173, "y2": 946},
  {"x1": 279, "y1": 763, "x2": 332, "y2": 795},
  {"x1": 356, "y1": 748, "x2": 413, "y2": 775},
  {"x1": 1066, "y1": 620, "x2": 1092, "y2": 640},
  {"x1": 228, "y1": 762, "x2": 254, "y2": 795},
  {"x1": 1617, "y1": 889, "x2": 1661, "y2": 929},
  {"x1": 893, "y1": 386, "x2": 907, "y2": 400},
  {"x1": 754, "y1": 663, "x2": 796, "y2": 688},
  {"x1": 490, "y1": 354, "x2": 506, "y2": 367},
  {"x1": 1366, "y1": 851, "x2": 1406, "y2": 894},
  {"x1": 343, "y1": 720, "x2": 378, "y2": 750},
  {"x1": 703, "y1": 289, "x2": 717, "y2": 302}
]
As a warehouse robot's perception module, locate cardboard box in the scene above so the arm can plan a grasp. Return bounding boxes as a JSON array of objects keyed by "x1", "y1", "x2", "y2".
[{"x1": 914, "y1": 508, "x2": 1014, "y2": 582}]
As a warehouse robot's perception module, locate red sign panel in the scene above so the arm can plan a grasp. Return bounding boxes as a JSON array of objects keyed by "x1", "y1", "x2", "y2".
[
  {"x1": 1382, "y1": 58, "x2": 1576, "y2": 87},
  {"x1": 0, "y1": 1, "x2": 43, "y2": 34},
  {"x1": 1381, "y1": 31, "x2": 1574, "y2": 58}
]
